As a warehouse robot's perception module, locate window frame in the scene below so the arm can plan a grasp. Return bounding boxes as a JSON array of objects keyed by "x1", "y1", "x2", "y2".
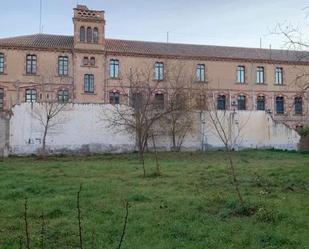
[
  {"x1": 25, "y1": 89, "x2": 37, "y2": 103},
  {"x1": 87, "y1": 27, "x2": 92, "y2": 43},
  {"x1": 93, "y1": 27, "x2": 99, "y2": 43},
  {"x1": 84, "y1": 74, "x2": 94, "y2": 93},
  {"x1": 256, "y1": 66, "x2": 265, "y2": 84},
  {"x1": 58, "y1": 56, "x2": 69, "y2": 76},
  {"x1": 236, "y1": 65, "x2": 245, "y2": 83},
  {"x1": 109, "y1": 59, "x2": 119, "y2": 78},
  {"x1": 275, "y1": 96, "x2": 284, "y2": 114},
  {"x1": 58, "y1": 89, "x2": 69, "y2": 103},
  {"x1": 217, "y1": 95, "x2": 226, "y2": 110},
  {"x1": 155, "y1": 62, "x2": 164, "y2": 81},
  {"x1": 0, "y1": 53, "x2": 4, "y2": 74},
  {"x1": 109, "y1": 92, "x2": 120, "y2": 105},
  {"x1": 90, "y1": 57, "x2": 95, "y2": 66},
  {"x1": 0, "y1": 88, "x2": 4, "y2": 110},
  {"x1": 154, "y1": 93, "x2": 165, "y2": 108},
  {"x1": 80, "y1": 26, "x2": 85, "y2": 42},
  {"x1": 196, "y1": 64, "x2": 206, "y2": 82},
  {"x1": 275, "y1": 67, "x2": 283, "y2": 85},
  {"x1": 237, "y1": 95, "x2": 246, "y2": 110},
  {"x1": 294, "y1": 97, "x2": 303, "y2": 115},
  {"x1": 26, "y1": 54, "x2": 37, "y2": 75},
  {"x1": 256, "y1": 96, "x2": 265, "y2": 110}
]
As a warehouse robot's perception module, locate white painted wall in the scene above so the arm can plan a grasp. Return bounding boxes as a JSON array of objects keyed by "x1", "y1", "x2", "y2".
[{"x1": 9, "y1": 103, "x2": 300, "y2": 155}]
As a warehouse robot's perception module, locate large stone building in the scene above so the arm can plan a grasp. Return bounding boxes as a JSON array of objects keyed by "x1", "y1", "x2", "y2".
[{"x1": 0, "y1": 4, "x2": 308, "y2": 128}]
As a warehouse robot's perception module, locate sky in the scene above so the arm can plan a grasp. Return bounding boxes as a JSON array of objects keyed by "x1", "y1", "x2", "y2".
[{"x1": 1, "y1": 0, "x2": 309, "y2": 49}]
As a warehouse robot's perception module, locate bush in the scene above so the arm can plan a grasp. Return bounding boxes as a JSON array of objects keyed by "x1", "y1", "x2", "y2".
[
  {"x1": 298, "y1": 126, "x2": 309, "y2": 137},
  {"x1": 255, "y1": 207, "x2": 284, "y2": 224}
]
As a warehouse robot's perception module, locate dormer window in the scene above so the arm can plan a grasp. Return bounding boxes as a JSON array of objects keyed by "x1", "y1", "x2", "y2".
[
  {"x1": 93, "y1": 28, "x2": 99, "y2": 43},
  {"x1": 80, "y1": 26, "x2": 85, "y2": 42},
  {"x1": 87, "y1": 27, "x2": 92, "y2": 43}
]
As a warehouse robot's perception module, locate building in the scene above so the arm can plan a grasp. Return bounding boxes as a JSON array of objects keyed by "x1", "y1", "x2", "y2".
[{"x1": 0, "y1": 4, "x2": 308, "y2": 128}]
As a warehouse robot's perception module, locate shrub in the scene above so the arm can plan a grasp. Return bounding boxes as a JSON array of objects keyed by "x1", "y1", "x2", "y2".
[{"x1": 298, "y1": 126, "x2": 309, "y2": 137}]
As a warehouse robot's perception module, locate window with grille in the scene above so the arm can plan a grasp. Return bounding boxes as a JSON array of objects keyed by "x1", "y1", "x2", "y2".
[
  {"x1": 25, "y1": 89, "x2": 37, "y2": 103},
  {"x1": 58, "y1": 90, "x2": 69, "y2": 103}
]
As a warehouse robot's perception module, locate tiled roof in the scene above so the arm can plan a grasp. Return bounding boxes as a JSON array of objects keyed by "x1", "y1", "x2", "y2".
[
  {"x1": 0, "y1": 34, "x2": 73, "y2": 50},
  {"x1": 0, "y1": 34, "x2": 309, "y2": 63}
]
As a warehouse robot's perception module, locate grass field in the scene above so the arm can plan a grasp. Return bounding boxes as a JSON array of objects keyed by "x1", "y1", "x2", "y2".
[{"x1": 0, "y1": 150, "x2": 308, "y2": 249}]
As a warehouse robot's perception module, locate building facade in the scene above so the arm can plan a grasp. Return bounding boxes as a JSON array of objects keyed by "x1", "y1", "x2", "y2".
[{"x1": 0, "y1": 4, "x2": 308, "y2": 128}]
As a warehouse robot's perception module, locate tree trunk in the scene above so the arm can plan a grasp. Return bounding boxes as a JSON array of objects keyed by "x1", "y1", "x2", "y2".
[
  {"x1": 42, "y1": 119, "x2": 49, "y2": 158},
  {"x1": 152, "y1": 134, "x2": 161, "y2": 176}
]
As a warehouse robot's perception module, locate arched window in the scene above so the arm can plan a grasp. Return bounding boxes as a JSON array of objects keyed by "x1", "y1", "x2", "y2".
[
  {"x1": 109, "y1": 92, "x2": 120, "y2": 105},
  {"x1": 257, "y1": 96, "x2": 265, "y2": 110},
  {"x1": 90, "y1": 57, "x2": 95, "y2": 66},
  {"x1": 237, "y1": 95, "x2": 246, "y2": 110},
  {"x1": 0, "y1": 88, "x2": 4, "y2": 110},
  {"x1": 93, "y1": 27, "x2": 99, "y2": 43},
  {"x1": 87, "y1": 27, "x2": 92, "y2": 43},
  {"x1": 217, "y1": 95, "x2": 226, "y2": 110},
  {"x1": 275, "y1": 96, "x2": 284, "y2": 114},
  {"x1": 294, "y1": 97, "x2": 302, "y2": 115},
  {"x1": 80, "y1": 26, "x2": 85, "y2": 42}
]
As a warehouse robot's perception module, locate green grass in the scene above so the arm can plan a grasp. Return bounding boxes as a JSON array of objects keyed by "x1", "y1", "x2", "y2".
[{"x1": 0, "y1": 150, "x2": 308, "y2": 249}]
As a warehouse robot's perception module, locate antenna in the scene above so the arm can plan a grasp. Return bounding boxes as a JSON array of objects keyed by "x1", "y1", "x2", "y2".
[
  {"x1": 39, "y1": 0, "x2": 42, "y2": 33},
  {"x1": 166, "y1": 32, "x2": 169, "y2": 43},
  {"x1": 260, "y1": 37, "x2": 262, "y2": 49}
]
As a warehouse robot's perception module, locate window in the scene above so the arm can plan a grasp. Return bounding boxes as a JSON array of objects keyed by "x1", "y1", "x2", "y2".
[
  {"x1": 237, "y1": 95, "x2": 246, "y2": 110},
  {"x1": 93, "y1": 28, "x2": 99, "y2": 43},
  {"x1": 154, "y1": 93, "x2": 164, "y2": 108},
  {"x1": 109, "y1": 92, "x2": 120, "y2": 105},
  {"x1": 217, "y1": 95, "x2": 226, "y2": 110},
  {"x1": 257, "y1": 96, "x2": 265, "y2": 110},
  {"x1": 196, "y1": 64, "x2": 205, "y2": 82},
  {"x1": 196, "y1": 95, "x2": 206, "y2": 110},
  {"x1": 26, "y1": 55, "x2": 37, "y2": 75},
  {"x1": 131, "y1": 92, "x2": 143, "y2": 109},
  {"x1": 0, "y1": 53, "x2": 4, "y2": 73},
  {"x1": 90, "y1": 57, "x2": 95, "y2": 66},
  {"x1": 294, "y1": 97, "x2": 302, "y2": 115},
  {"x1": 109, "y1": 59, "x2": 119, "y2": 78},
  {"x1": 275, "y1": 96, "x2": 284, "y2": 114},
  {"x1": 155, "y1": 62, "x2": 164, "y2": 81},
  {"x1": 25, "y1": 89, "x2": 37, "y2": 103},
  {"x1": 256, "y1": 66, "x2": 264, "y2": 84},
  {"x1": 58, "y1": 90, "x2": 69, "y2": 103},
  {"x1": 0, "y1": 89, "x2": 4, "y2": 110},
  {"x1": 87, "y1": 27, "x2": 92, "y2": 43},
  {"x1": 83, "y1": 57, "x2": 89, "y2": 65},
  {"x1": 275, "y1": 67, "x2": 283, "y2": 85},
  {"x1": 58, "y1": 56, "x2": 68, "y2": 76},
  {"x1": 80, "y1": 26, "x2": 85, "y2": 42},
  {"x1": 237, "y1": 66, "x2": 245, "y2": 83},
  {"x1": 84, "y1": 74, "x2": 94, "y2": 93}
]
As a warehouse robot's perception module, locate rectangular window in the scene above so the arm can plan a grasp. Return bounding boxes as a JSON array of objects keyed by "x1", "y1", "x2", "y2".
[
  {"x1": 131, "y1": 92, "x2": 143, "y2": 109},
  {"x1": 58, "y1": 56, "x2": 68, "y2": 76},
  {"x1": 295, "y1": 97, "x2": 302, "y2": 115},
  {"x1": 25, "y1": 89, "x2": 37, "y2": 103},
  {"x1": 237, "y1": 95, "x2": 246, "y2": 110},
  {"x1": 256, "y1": 96, "x2": 265, "y2": 110},
  {"x1": 217, "y1": 95, "x2": 226, "y2": 110},
  {"x1": 154, "y1": 93, "x2": 164, "y2": 108},
  {"x1": 109, "y1": 92, "x2": 120, "y2": 105},
  {"x1": 0, "y1": 89, "x2": 4, "y2": 110},
  {"x1": 109, "y1": 59, "x2": 119, "y2": 78},
  {"x1": 275, "y1": 67, "x2": 283, "y2": 85},
  {"x1": 26, "y1": 55, "x2": 37, "y2": 75},
  {"x1": 84, "y1": 74, "x2": 94, "y2": 93},
  {"x1": 256, "y1": 66, "x2": 264, "y2": 84},
  {"x1": 155, "y1": 62, "x2": 164, "y2": 81},
  {"x1": 237, "y1": 66, "x2": 245, "y2": 83},
  {"x1": 58, "y1": 90, "x2": 69, "y2": 103},
  {"x1": 196, "y1": 64, "x2": 205, "y2": 82},
  {"x1": 0, "y1": 53, "x2": 4, "y2": 73}
]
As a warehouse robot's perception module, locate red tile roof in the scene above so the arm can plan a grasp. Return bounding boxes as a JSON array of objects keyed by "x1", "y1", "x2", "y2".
[{"x1": 0, "y1": 34, "x2": 308, "y2": 63}]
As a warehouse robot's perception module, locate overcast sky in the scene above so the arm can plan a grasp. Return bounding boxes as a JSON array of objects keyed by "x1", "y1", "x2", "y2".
[{"x1": 1, "y1": 0, "x2": 309, "y2": 49}]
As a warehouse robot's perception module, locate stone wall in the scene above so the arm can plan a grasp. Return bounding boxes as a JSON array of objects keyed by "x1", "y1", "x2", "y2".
[{"x1": 8, "y1": 103, "x2": 301, "y2": 156}]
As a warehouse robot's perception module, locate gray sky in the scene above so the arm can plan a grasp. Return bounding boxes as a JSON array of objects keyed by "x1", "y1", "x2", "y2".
[{"x1": 1, "y1": 0, "x2": 309, "y2": 49}]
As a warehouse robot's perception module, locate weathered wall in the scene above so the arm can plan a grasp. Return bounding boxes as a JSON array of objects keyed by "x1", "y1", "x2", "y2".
[{"x1": 9, "y1": 103, "x2": 300, "y2": 156}]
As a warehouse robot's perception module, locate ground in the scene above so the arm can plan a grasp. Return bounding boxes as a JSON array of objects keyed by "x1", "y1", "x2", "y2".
[{"x1": 0, "y1": 150, "x2": 308, "y2": 249}]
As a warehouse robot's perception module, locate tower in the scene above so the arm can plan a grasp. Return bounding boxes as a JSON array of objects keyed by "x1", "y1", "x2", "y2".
[{"x1": 73, "y1": 5, "x2": 105, "y2": 50}]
